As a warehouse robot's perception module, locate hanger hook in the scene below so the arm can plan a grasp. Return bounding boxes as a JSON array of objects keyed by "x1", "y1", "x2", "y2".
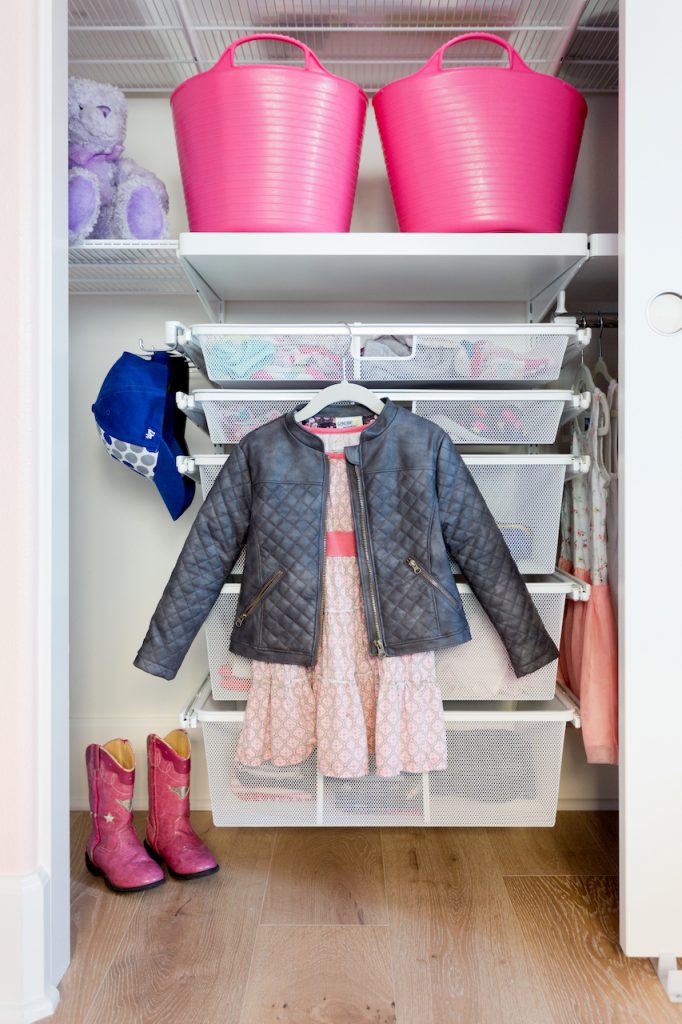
[{"x1": 336, "y1": 321, "x2": 354, "y2": 382}]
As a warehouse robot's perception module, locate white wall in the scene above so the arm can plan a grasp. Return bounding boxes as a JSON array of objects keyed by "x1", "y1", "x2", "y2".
[{"x1": 70, "y1": 91, "x2": 619, "y2": 811}]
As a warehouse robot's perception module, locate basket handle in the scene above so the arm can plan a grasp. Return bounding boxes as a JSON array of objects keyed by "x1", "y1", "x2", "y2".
[
  {"x1": 423, "y1": 32, "x2": 530, "y2": 75},
  {"x1": 218, "y1": 34, "x2": 328, "y2": 73}
]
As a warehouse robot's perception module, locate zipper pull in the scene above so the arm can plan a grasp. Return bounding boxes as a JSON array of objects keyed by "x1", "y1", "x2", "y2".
[
  {"x1": 406, "y1": 558, "x2": 422, "y2": 574},
  {"x1": 374, "y1": 639, "x2": 386, "y2": 657},
  {"x1": 235, "y1": 613, "x2": 247, "y2": 627}
]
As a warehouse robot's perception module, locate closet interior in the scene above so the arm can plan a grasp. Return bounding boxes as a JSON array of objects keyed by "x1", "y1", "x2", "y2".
[{"x1": 68, "y1": 0, "x2": 620, "y2": 833}]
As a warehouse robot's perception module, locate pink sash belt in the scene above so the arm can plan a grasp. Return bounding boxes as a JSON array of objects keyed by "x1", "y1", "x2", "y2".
[{"x1": 327, "y1": 530, "x2": 357, "y2": 557}]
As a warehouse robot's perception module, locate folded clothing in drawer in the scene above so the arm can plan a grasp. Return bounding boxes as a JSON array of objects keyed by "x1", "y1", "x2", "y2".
[
  {"x1": 355, "y1": 330, "x2": 573, "y2": 382},
  {"x1": 231, "y1": 759, "x2": 314, "y2": 803},
  {"x1": 188, "y1": 329, "x2": 351, "y2": 384},
  {"x1": 430, "y1": 728, "x2": 536, "y2": 802}
]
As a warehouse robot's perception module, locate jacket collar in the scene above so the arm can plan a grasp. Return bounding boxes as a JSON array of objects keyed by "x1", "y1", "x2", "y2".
[{"x1": 284, "y1": 397, "x2": 397, "y2": 451}]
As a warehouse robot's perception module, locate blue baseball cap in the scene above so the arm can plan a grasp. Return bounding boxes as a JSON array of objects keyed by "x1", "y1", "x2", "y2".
[{"x1": 92, "y1": 351, "x2": 195, "y2": 521}]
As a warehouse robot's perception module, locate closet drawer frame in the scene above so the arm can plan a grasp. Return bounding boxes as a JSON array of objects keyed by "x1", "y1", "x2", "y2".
[
  {"x1": 178, "y1": 388, "x2": 590, "y2": 447},
  {"x1": 178, "y1": 453, "x2": 589, "y2": 576},
  {"x1": 180, "y1": 679, "x2": 580, "y2": 829},
  {"x1": 203, "y1": 572, "x2": 589, "y2": 705}
]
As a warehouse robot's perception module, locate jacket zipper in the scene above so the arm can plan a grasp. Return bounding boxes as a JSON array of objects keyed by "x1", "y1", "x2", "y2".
[
  {"x1": 354, "y1": 464, "x2": 386, "y2": 657},
  {"x1": 405, "y1": 556, "x2": 462, "y2": 610},
  {"x1": 235, "y1": 568, "x2": 285, "y2": 626},
  {"x1": 314, "y1": 460, "x2": 330, "y2": 661}
]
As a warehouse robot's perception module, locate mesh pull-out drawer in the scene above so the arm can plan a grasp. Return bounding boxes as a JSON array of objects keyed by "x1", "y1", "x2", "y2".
[
  {"x1": 205, "y1": 575, "x2": 584, "y2": 703},
  {"x1": 181, "y1": 389, "x2": 587, "y2": 447},
  {"x1": 428, "y1": 718, "x2": 567, "y2": 827},
  {"x1": 185, "y1": 326, "x2": 352, "y2": 385},
  {"x1": 200, "y1": 709, "x2": 319, "y2": 827},
  {"x1": 463, "y1": 459, "x2": 570, "y2": 575},
  {"x1": 353, "y1": 327, "x2": 579, "y2": 383},
  {"x1": 184, "y1": 685, "x2": 578, "y2": 828},
  {"x1": 182, "y1": 454, "x2": 584, "y2": 579}
]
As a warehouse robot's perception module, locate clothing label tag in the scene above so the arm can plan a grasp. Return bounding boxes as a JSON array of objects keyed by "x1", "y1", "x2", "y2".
[{"x1": 335, "y1": 416, "x2": 364, "y2": 428}]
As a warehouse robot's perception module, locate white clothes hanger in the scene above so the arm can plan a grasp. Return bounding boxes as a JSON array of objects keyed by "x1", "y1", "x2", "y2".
[
  {"x1": 573, "y1": 343, "x2": 595, "y2": 394},
  {"x1": 592, "y1": 313, "x2": 614, "y2": 387},
  {"x1": 294, "y1": 382, "x2": 386, "y2": 422},
  {"x1": 294, "y1": 323, "x2": 386, "y2": 422}
]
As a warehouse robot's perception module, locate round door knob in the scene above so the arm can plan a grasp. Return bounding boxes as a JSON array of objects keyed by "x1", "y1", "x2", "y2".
[{"x1": 647, "y1": 292, "x2": 682, "y2": 335}]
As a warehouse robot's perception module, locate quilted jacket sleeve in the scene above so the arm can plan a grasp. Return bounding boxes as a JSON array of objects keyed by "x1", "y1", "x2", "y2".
[
  {"x1": 436, "y1": 434, "x2": 559, "y2": 678},
  {"x1": 134, "y1": 445, "x2": 252, "y2": 680}
]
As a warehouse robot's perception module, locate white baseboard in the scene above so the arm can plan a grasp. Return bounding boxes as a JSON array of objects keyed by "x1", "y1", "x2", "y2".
[{"x1": 0, "y1": 870, "x2": 60, "y2": 1023}]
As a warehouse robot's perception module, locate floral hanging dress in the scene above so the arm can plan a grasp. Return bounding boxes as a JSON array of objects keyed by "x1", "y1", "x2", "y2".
[
  {"x1": 558, "y1": 389, "x2": 618, "y2": 764},
  {"x1": 236, "y1": 421, "x2": 448, "y2": 778}
]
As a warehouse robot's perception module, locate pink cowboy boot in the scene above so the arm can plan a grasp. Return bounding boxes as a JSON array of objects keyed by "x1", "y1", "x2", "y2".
[
  {"x1": 85, "y1": 738, "x2": 165, "y2": 893},
  {"x1": 144, "y1": 729, "x2": 219, "y2": 881}
]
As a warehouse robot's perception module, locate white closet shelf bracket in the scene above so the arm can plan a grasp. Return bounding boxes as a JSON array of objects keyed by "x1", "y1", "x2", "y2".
[
  {"x1": 566, "y1": 454, "x2": 591, "y2": 479},
  {"x1": 530, "y1": 254, "x2": 591, "y2": 323},
  {"x1": 177, "y1": 255, "x2": 222, "y2": 322},
  {"x1": 176, "y1": 455, "x2": 198, "y2": 481},
  {"x1": 180, "y1": 676, "x2": 213, "y2": 729},
  {"x1": 553, "y1": 567, "x2": 592, "y2": 602},
  {"x1": 651, "y1": 956, "x2": 682, "y2": 1003},
  {"x1": 556, "y1": 682, "x2": 581, "y2": 728},
  {"x1": 176, "y1": 392, "x2": 207, "y2": 432}
]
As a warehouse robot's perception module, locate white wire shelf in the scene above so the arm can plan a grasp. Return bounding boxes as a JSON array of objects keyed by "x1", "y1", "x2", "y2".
[
  {"x1": 68, "y1": 240, "x2": 194, "y2": 295},
  {"x1": 69, "y1": 0, "x2": 617, "y2": 94}
]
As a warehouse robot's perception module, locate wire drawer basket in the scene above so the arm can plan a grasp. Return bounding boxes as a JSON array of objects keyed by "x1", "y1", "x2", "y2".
[
  {"x1": 179, "y1": 388, "x2": 589, "y2": 446},
  {"x1": 182, "y1": 681, "x2": 580, "y2": 828},
  {"x1": 203, "y1": 573, "x2": 587, "y2": 704},
  {"x1": 171, "y1": 321, "x2": 590, "y2": 386},
  {"x1": 178, "y1": 453, "x2": 588, "y2": 576}
]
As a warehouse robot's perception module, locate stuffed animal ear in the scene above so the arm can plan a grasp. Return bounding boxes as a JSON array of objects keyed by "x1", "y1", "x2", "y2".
[{"x1": 68, "y1": 77, "x2": 128, "y2": 151}]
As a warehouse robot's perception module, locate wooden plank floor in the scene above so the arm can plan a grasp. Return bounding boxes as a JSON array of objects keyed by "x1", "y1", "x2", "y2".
[{"x1": 52, "y1": 811, "x2": 682, "y2": 1024}]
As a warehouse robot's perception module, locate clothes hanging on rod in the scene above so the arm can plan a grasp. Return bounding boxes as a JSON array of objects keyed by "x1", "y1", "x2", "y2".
[
  {"x1": 558, "y1": 387, "x2": 618, "y2": 765},
  {"x1": 604, "y1": 378, "x2": 619, "y2": 618}
]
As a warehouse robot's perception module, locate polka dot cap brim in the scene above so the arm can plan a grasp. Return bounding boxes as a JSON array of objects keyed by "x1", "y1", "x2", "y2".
[{"x1": 99, "y1": 428, "x2": 159, "y2": 479}]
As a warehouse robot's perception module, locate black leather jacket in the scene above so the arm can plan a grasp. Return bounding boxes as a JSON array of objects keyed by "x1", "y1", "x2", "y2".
[{"x1": 135, "y1": 400, "x2": 558, "y2": 680}]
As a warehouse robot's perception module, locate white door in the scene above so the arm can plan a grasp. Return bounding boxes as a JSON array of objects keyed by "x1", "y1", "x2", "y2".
[{"x1": 620, "y1": 0, "x2": 682, "y2": 971}]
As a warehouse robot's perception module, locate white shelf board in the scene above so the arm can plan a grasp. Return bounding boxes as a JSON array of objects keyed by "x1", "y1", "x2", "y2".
[{"x1": 178, "y1": 232, "x2": 590, "y2": 305}]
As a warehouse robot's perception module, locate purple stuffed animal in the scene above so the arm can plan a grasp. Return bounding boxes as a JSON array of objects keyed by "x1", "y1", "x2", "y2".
[{"x1": 69, "y1": 77, "x2": 169, "y2": 245}]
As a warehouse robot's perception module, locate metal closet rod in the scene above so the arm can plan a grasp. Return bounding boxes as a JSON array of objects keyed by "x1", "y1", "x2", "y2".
[{"x1": 575, "y1": 311, "x2": 619, "y2": 330}]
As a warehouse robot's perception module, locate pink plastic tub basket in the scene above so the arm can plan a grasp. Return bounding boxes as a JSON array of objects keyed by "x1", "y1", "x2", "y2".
[
  {"x1": 171, "y1": 34, "x2": 368, "y2": 232},
  {"x1": 373, "y1": 33, "x2": 587, "y2": 233}
]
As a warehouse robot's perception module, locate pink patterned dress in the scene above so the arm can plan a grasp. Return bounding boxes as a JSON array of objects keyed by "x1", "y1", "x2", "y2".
[{"x1": 236, "y1": 422, "x2": 447, "y2": 779}]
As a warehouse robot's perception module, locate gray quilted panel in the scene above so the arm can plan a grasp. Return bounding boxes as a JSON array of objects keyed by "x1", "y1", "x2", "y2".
[
  {"x1": 248, "y1": 481, "x2": 322, "y2": 654},
  {"x1": 364, "y1": 467, "x2": 446, "y2": 644}
]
